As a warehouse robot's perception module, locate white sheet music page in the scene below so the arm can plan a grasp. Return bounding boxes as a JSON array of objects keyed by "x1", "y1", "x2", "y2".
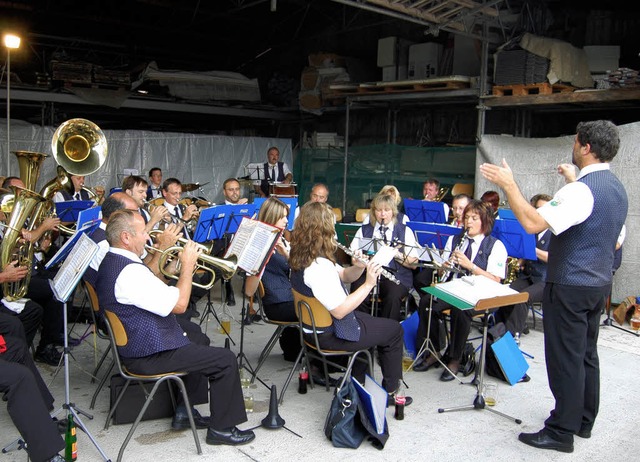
[
  {"x1": 224, "y1": 217, "x2": 280, "y2": 275},
  {"x1": 436, "y1": 275, "x2": 518, "y2": 306},
  {"x1": 50, "y1": 233, "x2": 99, "y2": 302}
]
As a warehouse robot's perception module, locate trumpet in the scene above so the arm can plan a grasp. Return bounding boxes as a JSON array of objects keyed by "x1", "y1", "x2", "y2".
[
  {"x1": 143, "y1": 200, "x2": 173, "y2": 224},
  {"x1": 147, "y1": 229, "x2": 214, "y2": 254},
  {"x1": 335, "y1": 242, "x2": 400, "y2": 285},
  {"x1": 439, "y1": 228, "x2": 469, "y2": 283}
]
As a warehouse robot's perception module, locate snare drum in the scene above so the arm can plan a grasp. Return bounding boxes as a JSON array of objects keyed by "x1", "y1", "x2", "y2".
[{"x1": 269, "y1": 182, "x2": 297, "y2": 197}]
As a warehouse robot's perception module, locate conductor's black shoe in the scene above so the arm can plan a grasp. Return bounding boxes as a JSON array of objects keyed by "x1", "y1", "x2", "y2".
[
  {"x1": 35, "y1": 344, "x2": 62, "y2": 366},
  {"x1": 576, "y1": 425, "x2": 592, "y2": 439},
  {"x1": 171, "y1": 406, "x2": 210, "y2": 430},
  {"x1": 387, "y1": 395, "x2": 413, "y2": 407},
  {"x1": 206, "y1": 426, "x2": 256, "y2": 446},
  {"x1": 518, "y1": 430, "x2": 574, "y2": 453}
]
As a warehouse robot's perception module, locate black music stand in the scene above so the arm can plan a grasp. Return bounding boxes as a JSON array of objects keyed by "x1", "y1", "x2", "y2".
[
  {"x1": 425, "y1": 284, "x2": 528, "y2": 424},
  {"x1": 403, "y1": 199, "x2": 448, "y2": 224},
  {"x1": 50, "y1": 233, "x2": 111, "y2": 461}
]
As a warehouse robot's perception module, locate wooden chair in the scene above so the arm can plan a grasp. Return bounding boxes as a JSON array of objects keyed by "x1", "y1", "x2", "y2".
[
  {"x1": 355, "y1": 208, "x2": 369, "y2": 223},
  {"x1": 451, "y1": 183, "x2": 474, "y2": 197},
  {"x1": 291, "y1": 289, "x2": 373, "y2": 393},
  {"x1": 83, "y1": 281, "x2": 115, "y2": 410},
  {"x1": 251, "y1": 281, "x2": 302, "y2": 404},
  {"x1": 102, "y1": 310, "x2": 202, "y2": 462}
]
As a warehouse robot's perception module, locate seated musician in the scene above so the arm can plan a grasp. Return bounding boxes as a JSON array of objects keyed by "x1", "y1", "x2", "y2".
[
  {"x1": 413, "y1": 200, "x2": 507, "y2": 380},
  {"x1": 146, "y1": 167, "x2": 163, "y2": 200},
  {"x1": 254, "y1": 146, "x2": 293, "y2": 198},
  {"x1": 52, "y1": 174, "x2": 92, "y2": 202},
  {"x1": 349, "y1": 194, "x2": 418, "y2": 321},
  {"x1": 422, "y1": 178, "x2": 449, "y2": 219},
  {"x1": 362, "y1": 185, "x2": 409, "y2": 225},
  {"x1": 289, "y1": 202, "x2": 412, "y2": 404},
  {"x1": 1, "y1": 312, "x2": 66, "y2": 462},
  {"x1": 122, "y1": 175, "x2": 169, "y2": 232},
  {"x1": 96, "y1": 210, "x2": 254, "y2": 446},
  {"x1": 494, "y1": 194, "x2": 552, "y2": 336},
  {"x1": 222, "y1": 178, "x2": 248, "y2": 205},
  {"x1": 244, "y1": 197, "x2": 299, "y2": 360},
  {"x1": 161, "y1": 178, "x2": 198, "y2": 239},
  {"x1": 481, "y1": 190, "x2": 500, "y2": 217}
]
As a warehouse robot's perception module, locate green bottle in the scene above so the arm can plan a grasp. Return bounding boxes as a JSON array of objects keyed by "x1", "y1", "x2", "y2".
[{"x1": 65, "y1": 413, "x2": 77, "y2": 461}]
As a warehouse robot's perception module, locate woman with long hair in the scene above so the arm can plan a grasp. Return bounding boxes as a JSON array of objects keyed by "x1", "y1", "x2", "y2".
[
  {"x1": 413, "y1": 200, "x2": 507, "y2": 380},
  {"x1": 289, "y1": 202, "x2": 410, "y2": 400}
]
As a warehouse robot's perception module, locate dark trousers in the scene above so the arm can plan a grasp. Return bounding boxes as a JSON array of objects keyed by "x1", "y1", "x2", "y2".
[
  {"x1": 122, "y1": 343, "x2": 247, "y2": 431},
  {"x1": 542, "y1": 283, "x2": 606, "y2": 442},
  {"x1": 416, "y1": 297, "x2": 448, "y2": 355},
  {"x1": 352, "y1": 273, "x2": 409, "y2": 321},
  {"x1": 26, "y1": 274, "x2": 64, "y2": 347},
  {"x1": 0, "y1": 300, "x2": 43, "y2": 346},
  {"x1": 495, "y1": 277, "x2": 545, "y2": 335},
  {"x1": 311, "y1": 311, "x2": 403, "y2": 393}
]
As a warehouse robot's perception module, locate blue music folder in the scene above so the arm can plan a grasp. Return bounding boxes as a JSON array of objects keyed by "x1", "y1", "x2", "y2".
[
  {"x1": 407, "y1": 221, "x2": 461, "y2": 249},
  {"x1": 55, "y1": 200, "x2": 93, "y2": 222},
  {"x1": 403, "y1": 199, "x2": 447, "y2": 224},
  {"x1": 491, "y1": 331, "x2": 529, "y2": 385},
  {"x1": 491, "y1": 218, "x2": 537, "y2": 260},
  {"x1": 224, "y1": 204, "x2": 258, "y2": 235},
  {"x1": 77, "y1": 206, "x2": 101, "y2": 235},
  {"x1": 193, "y1": 205, "x2": 233, "y2": 242}
]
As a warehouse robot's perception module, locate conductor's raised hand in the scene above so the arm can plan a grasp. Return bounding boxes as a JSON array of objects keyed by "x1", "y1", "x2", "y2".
[
  {"x1": 479, "y1": 158, "x2": 515, "y2": 189},
  {"x1": 557, "y1": 163, "x2": 577, "y2": 183},
  {"x1": 364, "y1": 260, "x2": 382, "y2": 286}
]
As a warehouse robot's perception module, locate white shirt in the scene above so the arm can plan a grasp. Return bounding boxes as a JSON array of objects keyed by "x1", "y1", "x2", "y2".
[
  {"x1": 149, "y1": 185, "x2": 162, "y2": 199},
  {"x1": 53, "y1": 190, "x2": 91, "y2": 203},
  {"x1": 254, "y1": 161, "x2": 292, "y2": 186},
  {"x1": 304, "y1": 257, "x2": 347, "y2": 312},
  {"x1": 110, "y1": 247, "x2": 179, "y2": 317},
  {"x1": 443, "y1": 234, "x2": 508, "y2": 279},
  {"x1": 350, "y1": 221, "x2": 419, "y2": 265},
  {"x1": 89, "y1": 222, "x2": 109, "y2": 272},
  {"x1": 537, "y1": 163, "x2": 610, "y2": 236}
]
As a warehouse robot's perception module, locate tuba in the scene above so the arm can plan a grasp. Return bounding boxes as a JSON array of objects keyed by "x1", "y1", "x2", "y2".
[{"x1": 0, "y1": 119, "x2": 107, "y2": 300}]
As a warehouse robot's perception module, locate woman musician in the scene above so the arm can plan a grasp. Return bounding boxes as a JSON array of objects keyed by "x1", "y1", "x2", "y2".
[
  {"x1": 244, "y1": 197, "x2": 300, "y2": 360},
  {"x1": 413, "y1": 200, "x2": 507, "y2": 380},
  {"x1": 349, "y1": 194, "x2": 419, "y2": 321},
  {"x1": 289, "y1": 202, "x2": 411, "y2": 401}
]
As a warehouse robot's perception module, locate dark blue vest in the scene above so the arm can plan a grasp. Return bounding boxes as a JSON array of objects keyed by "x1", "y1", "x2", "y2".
[
  {"x1": 96, "y1": 252, "x2": 189, "y2": 358},
  {"x1": 263, "y1": 162, "x2": 285, "y2": 182},
  {"x1": 290, "y1": 268, "x2": 361, "y2": 342},
  {"x1": 451, "y1": 233, "x2": 498, "y2": 275},
  {"x1": 61, "y1": 189, "x2": 91, "y2": 201},
  {"x1": 527, "y1": 229, "x2": 551, "y2": 283},
  {"x1": 546, "y1": 169, "x2": 627, "y2": 286},
  {"x1": 361, "y1": 221, "x2": 413, "y2": 288}
]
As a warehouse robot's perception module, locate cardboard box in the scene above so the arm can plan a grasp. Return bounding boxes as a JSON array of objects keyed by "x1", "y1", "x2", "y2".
[
  {"x1": 377, "y1": 36, "x2": 413, "y2": 67},
  {"x1": 408, "y1": 42, "x2": 442, "y2": 79},
  {"x1": 584, "y1": 46, "x2": 620, "y2": 73},
  {"x1": 382, "y1": 65, "x2": 407, "y2": 82}
]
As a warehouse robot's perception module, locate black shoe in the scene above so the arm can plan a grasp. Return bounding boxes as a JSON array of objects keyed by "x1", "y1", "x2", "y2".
[
  {"x1": 311, "y1": 374, "x2": 339, "y2": 388},
  {"x1": 48, "y1": 455, "x2": 66, "y2": 462},
  {"x1": 387, "y1": 394, "x2": 413, "y2": 407},
  {"x1": 35, "y1": 344, "x2": 62, "y2": 366},
  {"x1": 52, "y1": 417, "x2": 67, "y2": 434},
  {"x1": 171, "y1": 406, "x2": 210, "y2": 430},
  {"x1": 519, "y1": 374, "x2": 531, "y2": 383},
  {"x1": 576, "y1": 425, "x2": 592, "y2": 439},
  {"x1": 226, "y1": 284, "x2": 236, "y2": 306},
  {"x1": 413, "y1": 354, "x2": 440, "y2": 372},
  {"x1": 206, "y1": 426, "x2": 255, "y2": 446},
  {"x1": 243, "y1": 313, "x2": 262, "y2": 325},
  {"x1": 518, "y1": 430, "x2": 574, "y2": 453},
  {"x1": 55, "y1": 334, "x2": 81, "y2": 347},
  {"x1": 440, "y1": 363, "x2": 460, "y2": 382}
]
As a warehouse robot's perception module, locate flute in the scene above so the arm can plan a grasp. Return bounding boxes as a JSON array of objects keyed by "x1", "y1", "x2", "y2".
[{"x1": 335, "y1": 242, "x2": 401, "y2": 285}]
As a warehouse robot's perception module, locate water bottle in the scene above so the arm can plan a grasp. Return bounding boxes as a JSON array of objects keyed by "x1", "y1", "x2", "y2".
[{"x1": 394, "y1": 380, "x2": 406, "y2": 420}]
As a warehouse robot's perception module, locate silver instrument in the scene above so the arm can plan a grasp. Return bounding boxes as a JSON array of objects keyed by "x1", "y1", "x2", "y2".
[
  {"x1": 439, "y1": 228, "x2": 469, "y2": 283},
  {"x1": 335, "y1": 242, "x2": 400, "y2": 285}
]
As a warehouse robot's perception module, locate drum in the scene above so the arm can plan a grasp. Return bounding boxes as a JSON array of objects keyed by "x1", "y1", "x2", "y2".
[{"x1": 269, "y1": 182, "x2": 297, "y2": 197}]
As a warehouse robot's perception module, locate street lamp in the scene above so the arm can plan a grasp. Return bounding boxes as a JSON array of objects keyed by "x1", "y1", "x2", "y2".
[{"x1": 4, "y1": 33, "x2": 21, "y2": 175}]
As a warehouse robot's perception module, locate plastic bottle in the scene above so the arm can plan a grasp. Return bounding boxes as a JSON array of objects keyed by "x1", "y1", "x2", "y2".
[
  {"x1": 394, "y1": 380, "x2": 406, "y2": 420},
  {"x1": 298, "y1": 366, "x2": 308, "y2": 394},
  {"x1": 65, "y1": 413, "x2": 77, "y2": 461}
]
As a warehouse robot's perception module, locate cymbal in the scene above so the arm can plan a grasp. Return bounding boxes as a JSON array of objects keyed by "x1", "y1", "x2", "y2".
[{"x1": 181, "y1": 182, "x2": 209, "y2": 192}]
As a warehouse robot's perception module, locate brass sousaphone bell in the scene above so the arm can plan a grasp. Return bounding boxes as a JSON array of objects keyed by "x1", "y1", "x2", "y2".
[{"x1": 52, "y1": 118, "x2": 108, "y2": 176}]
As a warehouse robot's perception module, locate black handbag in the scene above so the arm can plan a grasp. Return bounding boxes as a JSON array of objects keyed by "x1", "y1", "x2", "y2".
[{"x1": 323, "y1": 378, "x2": 389, "y2": 450}]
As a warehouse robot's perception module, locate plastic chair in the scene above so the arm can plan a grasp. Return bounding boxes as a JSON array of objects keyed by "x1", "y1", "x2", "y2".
[
  {"x1": 529, "y1": 301, "x2": 543, "y2": 330},
  {"x1": 290, "y1": 289, "x2": 373, "y2": 393},
  {"x1": 332, "y1": 207, "x2": 343, "y2": 223},
  {"x1": 83, "y1": 281, "x2": 115, "y2": 410},
  {"x1": 102, "y1": 310, "x2": 202, "y2": 462},
  {"x1": 355, "y1": 209, "x2": 369, "y2": 223},
  {"x1": 251, "y1": 281, "x2": 302, "y2": 404},
  {"x1": 451, "y1": 183, "x2": 474, "y2": 197}
]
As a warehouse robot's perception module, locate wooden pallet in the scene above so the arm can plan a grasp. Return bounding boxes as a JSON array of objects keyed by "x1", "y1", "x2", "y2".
[
  {"x1": 326, "y1": 76, "x2": 471, "y2": 98},
  {"x1": 492, "y1": 82, "x2": 574, "y2": 96},
  {"x1": 61, "y1": 81, "x2": 130, "y2": 91}
]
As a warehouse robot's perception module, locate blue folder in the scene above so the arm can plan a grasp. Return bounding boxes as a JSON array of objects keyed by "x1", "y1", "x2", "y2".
[
  {"x1": 253, "y1": 197, "x2": 298, "y2": 231},
  {"x1": 403, "y1": 199, "x2": 447, "y2": 224},
  {"x1": 490, "y1": 331, "x2": 529, "y2": 385},
  {"x1": 491, "y1": 218, "x2": 537, "y2": 260},
  {"x1": 55, "y1": 200, "x2": 93, "y2": 222}
]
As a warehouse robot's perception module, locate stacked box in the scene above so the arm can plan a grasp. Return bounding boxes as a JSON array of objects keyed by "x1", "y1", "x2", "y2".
[
  {"x1": 51, "y1": 60, "x2": 92, "y2": 83},
  {"x1": 494, "y1": 49, "x2": 550, "y2": 85}
]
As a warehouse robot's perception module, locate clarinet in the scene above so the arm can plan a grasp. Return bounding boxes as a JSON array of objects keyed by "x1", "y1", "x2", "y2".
[
  {"x1": 335, "y1": 242, "x2": 401, "y2": 285},
  {"x1": 439, "y1": 228, "x2": 469, "y2": 283}
]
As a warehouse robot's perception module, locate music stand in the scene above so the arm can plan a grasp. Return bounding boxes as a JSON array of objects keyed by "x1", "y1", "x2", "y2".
[
  {"x1": 403, "y1": 199, "x2": 447, "y2": 224},
  {"x1": 491, "y1": 219, "x2": 537, "y2": 260},
  {"x1": 50, "y1": 233, "x2": 111, "y2": 461},
  {"x1": 407, "y1": 222, "x2": 460, "y2": 249},
  {"x1": 424, "y1": 283, "x2": 528, "y2": 424},
  {"x1": 55, "y1": 200, "x2": 94, "y2": 223}
]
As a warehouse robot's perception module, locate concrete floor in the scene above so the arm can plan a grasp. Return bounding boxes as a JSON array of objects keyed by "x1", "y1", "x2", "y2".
[{"x1": 2, "y1": 280, "x2": 640, "y2": 462}]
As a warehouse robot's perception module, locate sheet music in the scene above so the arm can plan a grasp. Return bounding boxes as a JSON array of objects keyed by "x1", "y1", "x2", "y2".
[
  {"x1": 371, "y1": 245, "x2": 397, "y2": 266},
  {"x1": 50, "y1": 233, "x2": 99, "y2": 302},
  {"x1": 435, "y1": 275, "x2": 519, "y2": 306},
  {"x1": 224, "y1": 217, "x2": 280, "y2": 275}
]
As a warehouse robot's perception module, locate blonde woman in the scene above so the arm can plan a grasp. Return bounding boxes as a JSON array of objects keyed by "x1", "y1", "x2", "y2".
[{"x1": 362, "y1": 184, "x2": 409, "y2": 225}]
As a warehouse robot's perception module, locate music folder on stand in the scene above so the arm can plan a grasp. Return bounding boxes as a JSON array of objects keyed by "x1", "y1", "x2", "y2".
[
  {"x1": 49, "y1": 232, "x2": 112, "y2": 461},
  {"x1": 424, "y1": 281, "x2": 529, "y2": 424}
]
